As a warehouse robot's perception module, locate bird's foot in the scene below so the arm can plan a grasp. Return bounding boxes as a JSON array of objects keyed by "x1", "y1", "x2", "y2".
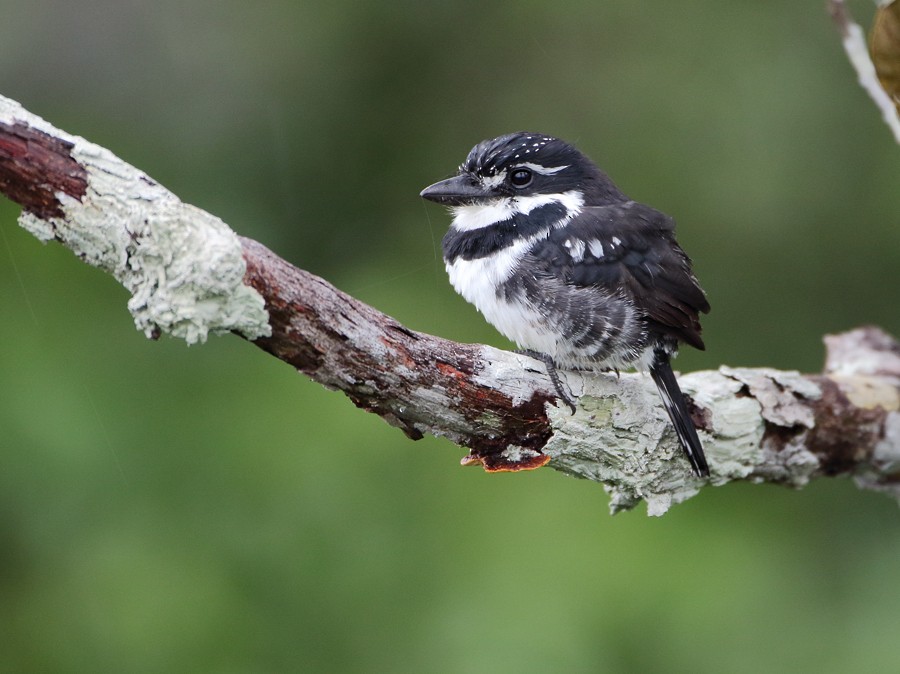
[{"x1": 515, "y1": 349, "x2": 577, "y2": 414}]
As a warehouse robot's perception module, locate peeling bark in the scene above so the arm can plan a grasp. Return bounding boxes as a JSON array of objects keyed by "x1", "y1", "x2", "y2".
[
  {"x1": 1, "y1": 93, "x2": 898, "y2": 515},
  {"x1": 240, "y1": 235, "x2": 558, "y2": 470},
  {"x1": 0, "y1": 121, "x2": 88, "y2": 219}
]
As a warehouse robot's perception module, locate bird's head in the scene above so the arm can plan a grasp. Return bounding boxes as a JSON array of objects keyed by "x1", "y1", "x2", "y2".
[{"x1": 420, "y1": 132, "x2": 625, "y2": 210}]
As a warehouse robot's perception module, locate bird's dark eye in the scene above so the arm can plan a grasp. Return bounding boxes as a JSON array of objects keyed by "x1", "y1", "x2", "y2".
[{"x1": 509, "y1": 168, "x2": 533, "y2": 188}]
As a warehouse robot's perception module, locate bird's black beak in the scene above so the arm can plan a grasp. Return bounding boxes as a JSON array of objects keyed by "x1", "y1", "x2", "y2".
[{"x1": 420, "y1": 174, "x2": 491, "y2": 206}]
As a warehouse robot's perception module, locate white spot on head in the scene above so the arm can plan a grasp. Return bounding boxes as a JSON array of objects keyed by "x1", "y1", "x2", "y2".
[
  {"x1": 611, "y1": 236, "x2": 622, "y2": 246},
  {"x1": 481, "y1": 171, "x2": 506, "y2": 189}
]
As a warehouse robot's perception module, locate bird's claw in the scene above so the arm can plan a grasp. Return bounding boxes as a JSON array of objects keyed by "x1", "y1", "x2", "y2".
[{"x1": 516, "y1": 349, "x2": 577, "y2": 414}]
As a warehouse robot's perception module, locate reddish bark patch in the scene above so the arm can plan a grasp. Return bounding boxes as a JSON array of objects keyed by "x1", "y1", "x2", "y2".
[
  {"x1": 688, "y1": 396, "x2": 713, "y2": 433},
  {"x1": 803, "y1": 376, "x2": 886, "y2": 475},
  {"x1": 454, "y1": 387, "x2": 555, "y2": 470},
  {"x1": 436, "y1": 360, "x2": 469, "y2": 379},
  {"x1": 0, "y1": 121, "x2": 88, "y2": 219},
  {"x1": 239, "y1": 236, "x2": 559, "y2": 470}
]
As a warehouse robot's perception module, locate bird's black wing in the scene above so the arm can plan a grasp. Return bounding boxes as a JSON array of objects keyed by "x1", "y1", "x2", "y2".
[{"x1": 531, "y1": 201, "x2": 709, "y2": 349}]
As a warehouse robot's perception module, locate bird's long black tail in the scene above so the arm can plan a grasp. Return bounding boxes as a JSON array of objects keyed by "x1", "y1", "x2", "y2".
[{"x1": 649, "y1": 350, "x2": 710, "y2": 477}]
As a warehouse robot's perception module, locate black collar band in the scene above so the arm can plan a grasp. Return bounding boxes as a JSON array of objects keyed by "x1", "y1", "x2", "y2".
[{"x1": 442, "y1": 202, "x2": 569, "y2": 262}]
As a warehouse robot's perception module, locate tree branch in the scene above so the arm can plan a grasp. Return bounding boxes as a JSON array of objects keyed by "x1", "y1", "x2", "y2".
[
  {"x1": 1, "y1": 94, "x2": 898, "y2": 515},
  {"x1": 829, "y1": 0, "x2": 900, "y2": 144}
]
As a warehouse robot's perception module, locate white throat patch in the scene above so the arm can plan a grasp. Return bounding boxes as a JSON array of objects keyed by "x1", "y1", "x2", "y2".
[{"x1": 449, "y1": 190, "x2": 584, "y2": 233}]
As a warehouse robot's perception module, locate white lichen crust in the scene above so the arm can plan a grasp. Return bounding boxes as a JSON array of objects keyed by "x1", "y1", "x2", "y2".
[
  {"x1": 543, "y1": 370, "x2": 707, "y2": 516},
  {"x1": 543, "y1": 367, "x2": 828, "y2": 516},
  {"x1": 0, "y1": 94, "x2": 270, "y2": 344}
]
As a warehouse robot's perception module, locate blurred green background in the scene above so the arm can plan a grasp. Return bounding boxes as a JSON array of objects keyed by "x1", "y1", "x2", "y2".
[{"x1": 1, "y1": 1, "x2": 899, "y2": 672}]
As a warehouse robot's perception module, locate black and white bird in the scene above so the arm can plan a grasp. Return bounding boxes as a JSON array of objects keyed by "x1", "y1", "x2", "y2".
[{"x1": 420, "y1": 132, "x2": 711, "y2": 477}]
